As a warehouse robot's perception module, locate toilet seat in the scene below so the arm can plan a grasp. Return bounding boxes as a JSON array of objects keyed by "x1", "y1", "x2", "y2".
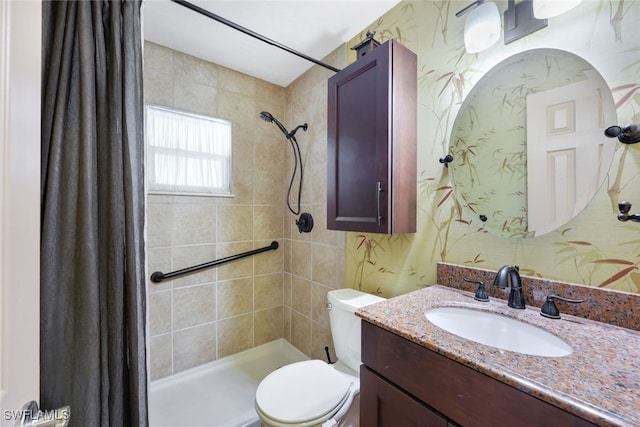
[{"x1": 255, "y1": 360, "x2": 355, "y2": 426}]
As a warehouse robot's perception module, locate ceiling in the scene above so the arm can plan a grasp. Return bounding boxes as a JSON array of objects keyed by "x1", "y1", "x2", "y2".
[{"x1": 142, "y1": 0, "x2": 401, "y2": 87}]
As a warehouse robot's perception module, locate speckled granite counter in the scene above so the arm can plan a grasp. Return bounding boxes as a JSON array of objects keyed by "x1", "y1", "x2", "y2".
[
  {"x1": 437, "y1": 262, "x2": 640, "y2": 331},
  {"x1": 356, "y1": 285, "x2": 640, "y2": 427}
]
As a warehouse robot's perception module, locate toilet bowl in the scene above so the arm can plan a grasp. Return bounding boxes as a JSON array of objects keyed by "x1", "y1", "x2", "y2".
[
  {"x1": 255, "y1": 359, "x2": 358, "y2": 427},
  {"x1": 255, "y1": 289, "x2": 384, "y2": 427}
]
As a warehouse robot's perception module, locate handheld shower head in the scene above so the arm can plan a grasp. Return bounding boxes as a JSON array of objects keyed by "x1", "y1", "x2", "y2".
[
  {"x1": 260, "y1": 111, "x2": 289, "y2": 137},
  {"x1": 259, "y1": 111, "x2": 274, "y2": 122},
  {"x1": 258, "y1": 111, "x2": 313, "y2": 232},
  {"x1": 259, "y1": 111, "x2": 308, "y2": 139}
]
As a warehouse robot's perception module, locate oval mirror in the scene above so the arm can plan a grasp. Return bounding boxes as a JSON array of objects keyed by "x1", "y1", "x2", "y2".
[{"x1": 449, "y1": 48, "x2": 616, "y2": 239}]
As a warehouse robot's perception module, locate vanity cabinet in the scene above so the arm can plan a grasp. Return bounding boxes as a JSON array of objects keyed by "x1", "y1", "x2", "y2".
[
  {"x1": 360, "y1": 321, "x2": 597, "y2": 427},
  {"x1": 361, "y1": 366, "x2": 449, "y2": 427},
  {"x1": 327, "y1": 39, "x2": 416, "y2": 234}
]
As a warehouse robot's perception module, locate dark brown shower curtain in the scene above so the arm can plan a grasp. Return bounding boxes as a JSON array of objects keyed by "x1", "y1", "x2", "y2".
[{"x1": 40, "y1": 1, "x2": 148, "y2": 426}]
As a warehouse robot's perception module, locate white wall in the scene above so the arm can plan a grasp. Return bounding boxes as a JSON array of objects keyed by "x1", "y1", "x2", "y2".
[{"x1": 0, "y1": 1, "x2": 41, "y2": 425}]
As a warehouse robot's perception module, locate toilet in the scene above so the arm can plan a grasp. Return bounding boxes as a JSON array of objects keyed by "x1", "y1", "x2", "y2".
[{"x1": 255, "y1": 288, "x2": 384, "y2": 427}]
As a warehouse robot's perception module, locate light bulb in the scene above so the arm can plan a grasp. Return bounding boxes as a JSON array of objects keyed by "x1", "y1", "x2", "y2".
[
  {"x1": 533, "y1": 0, "x2": 583, "y2": 18},
  {"x1": 464, "y1": 2, "x2": 501, "y2": 54}
]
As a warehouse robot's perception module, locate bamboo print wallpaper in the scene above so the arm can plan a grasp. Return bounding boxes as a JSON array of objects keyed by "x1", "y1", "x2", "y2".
[
  {"x1": 449, "y1": 49, "x2": 612, "y2": 239},
  {"x1": 344, "y1": 0, "x2": 640, "y2": 297}
]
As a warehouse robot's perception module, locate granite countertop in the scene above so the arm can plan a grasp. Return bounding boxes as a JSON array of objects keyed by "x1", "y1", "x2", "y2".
[{"x1": 356, "y1": 285, "x2": 640, "y2": 427}]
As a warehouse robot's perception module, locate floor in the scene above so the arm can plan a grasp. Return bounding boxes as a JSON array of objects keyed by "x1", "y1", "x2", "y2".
[{"x1": 149, "y1": 339, "x2": 309, "y2": 427}]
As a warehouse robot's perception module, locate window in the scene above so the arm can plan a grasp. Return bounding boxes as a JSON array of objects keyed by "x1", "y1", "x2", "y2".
[{"x1": 145, "y1": 105, "x2": 232, "y2": 195}]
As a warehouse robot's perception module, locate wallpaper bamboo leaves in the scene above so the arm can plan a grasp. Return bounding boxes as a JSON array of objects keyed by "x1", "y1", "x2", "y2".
[{"x1": 344, "y1": 0, "x2": 640, "y2": 296}]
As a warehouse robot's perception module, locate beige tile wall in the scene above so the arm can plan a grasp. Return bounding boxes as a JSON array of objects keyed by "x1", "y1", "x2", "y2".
[
  {"x1": 144, "y1": 41, "x2": 288, "y2": 380},
  {"x1": 144, "y1": 41, "x2": 348, "y2": 380},
  {"x1": 282, "y1": 46, "x2": 348, "y2": 363}
]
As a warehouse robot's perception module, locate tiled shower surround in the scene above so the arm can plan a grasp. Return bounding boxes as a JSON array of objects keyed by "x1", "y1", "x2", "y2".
[{"x1": 144, "y1": 42, "x2": 347, "y2": 380}]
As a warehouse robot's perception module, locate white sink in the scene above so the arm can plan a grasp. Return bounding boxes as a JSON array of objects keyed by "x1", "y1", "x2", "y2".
[{"x1": 425, "y1": 307, "x2": 573, "y2": 357}]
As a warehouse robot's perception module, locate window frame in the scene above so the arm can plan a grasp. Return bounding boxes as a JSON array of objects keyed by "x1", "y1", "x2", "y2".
[{"x1": 145, "y1": 105, "x2": 233, "y2": 197}]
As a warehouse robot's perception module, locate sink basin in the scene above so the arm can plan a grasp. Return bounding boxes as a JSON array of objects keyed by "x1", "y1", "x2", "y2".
[{"x1": 425, "y1": 307, "x2": 573, "y2": 357}]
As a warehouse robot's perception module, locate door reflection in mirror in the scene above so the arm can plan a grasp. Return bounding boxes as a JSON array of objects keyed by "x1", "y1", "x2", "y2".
[{"x1": 449, "y1": 49, "x2": 616, "y2": 239}]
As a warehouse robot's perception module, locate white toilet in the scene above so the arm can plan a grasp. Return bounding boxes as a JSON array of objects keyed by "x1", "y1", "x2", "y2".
[{"x1": 255, "y1": 288, "x2": 384, "y2": 427}]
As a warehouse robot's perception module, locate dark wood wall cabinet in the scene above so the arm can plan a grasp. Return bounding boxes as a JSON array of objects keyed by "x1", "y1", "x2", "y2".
[
  {"x1": 360, "y1": 321, "x2": 597, "y2": 427},
  {"x1": 327, "y1": 39, "x2": 417, "y2": 234}
]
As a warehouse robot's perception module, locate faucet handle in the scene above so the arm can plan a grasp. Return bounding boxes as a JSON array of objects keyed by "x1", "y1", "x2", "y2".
[
  {"x1": 464, "y1": 278, "x2": 489, "y2": 302},
  {"x1": 540, "y1": 295, "x2": 585, "y2": 319}
]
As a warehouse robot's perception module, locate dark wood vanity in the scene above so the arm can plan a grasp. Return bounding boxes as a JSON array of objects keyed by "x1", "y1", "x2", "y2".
[
  {"x1": 355, "y1": 282, "x2": 640, "y2": 427},
  {"x1": 360, "y1": 321, "x2": 596, "y2": 427}
]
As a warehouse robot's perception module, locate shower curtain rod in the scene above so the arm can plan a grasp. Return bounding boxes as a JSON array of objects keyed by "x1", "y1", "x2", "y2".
[
  {"x1": 150, "y1": 241, "x2": 279, "y2": 283},
  {"x1": 171, "y1": 0, "x2": 342, "y2": 73}
]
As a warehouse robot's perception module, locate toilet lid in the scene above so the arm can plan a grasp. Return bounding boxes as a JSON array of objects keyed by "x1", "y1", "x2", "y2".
[{"x1": 256, "y1": 360, "x2": 352, "y2": 424}]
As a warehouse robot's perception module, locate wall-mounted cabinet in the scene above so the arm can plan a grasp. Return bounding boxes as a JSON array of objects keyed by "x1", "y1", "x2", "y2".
[{"x1": 327, "y1": 39, "x2": 417, "y2": 234}]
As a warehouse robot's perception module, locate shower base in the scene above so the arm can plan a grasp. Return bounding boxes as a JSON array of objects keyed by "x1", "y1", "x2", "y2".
[{"x1": 149, "y1": 339, "x2": 308, "y2": 427}]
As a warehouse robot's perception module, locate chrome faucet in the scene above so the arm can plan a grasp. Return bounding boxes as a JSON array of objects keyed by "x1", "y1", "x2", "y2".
[{"x1": 493, "y1": 265, "x2": 525, "y2": 309}]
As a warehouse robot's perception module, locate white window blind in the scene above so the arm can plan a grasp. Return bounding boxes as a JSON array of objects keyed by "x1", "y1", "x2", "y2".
[{"x1": 145, "y1": 105, "x2": 232, "y2": 195}]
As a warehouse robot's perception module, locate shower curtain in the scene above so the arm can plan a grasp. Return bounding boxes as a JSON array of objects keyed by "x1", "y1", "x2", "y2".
[{"x1": 40, "y1": 1, "x2": 148, "y2": 426}]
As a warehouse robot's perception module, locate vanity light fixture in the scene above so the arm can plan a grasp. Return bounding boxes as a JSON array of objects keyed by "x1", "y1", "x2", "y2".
[
  {"x1": 504, "y1": 0, "x2": 547, "y2": 44},
  {"x1": 456, "y1": 1, "x2": 501, "y2": 53},
  {"x1": 533, "y1": 0, "x2": 583, "y2": 19}
]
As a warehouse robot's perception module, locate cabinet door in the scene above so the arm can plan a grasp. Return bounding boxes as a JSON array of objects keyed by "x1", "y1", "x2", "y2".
[
  {"x1": 327, "y1": 40, "x2": 416, "y2": 234},
  {"x1": 327, "y1": 43, "x2": 390, "y2": 233},
  {"x1": 361, "y1": 366, "x2": 448, "y2": 427}
]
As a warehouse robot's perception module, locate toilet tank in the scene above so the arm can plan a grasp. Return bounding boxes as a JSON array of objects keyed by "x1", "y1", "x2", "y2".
[{"x1": 327, "y1": 289, "x2": 385, "y2": 373}]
